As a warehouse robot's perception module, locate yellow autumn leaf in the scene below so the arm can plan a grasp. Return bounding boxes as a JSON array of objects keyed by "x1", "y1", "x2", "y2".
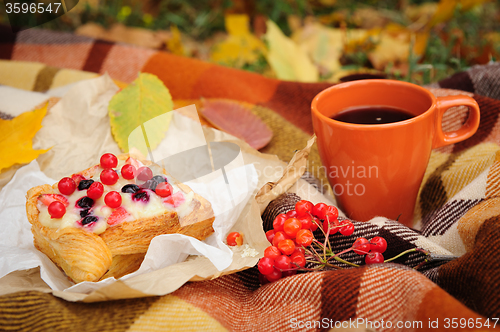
[
  {"x1": 429, "y1": 0, "x2": 459, "y2": 26},
  {"x1": 291, "y1": 22, "x2": 367, "y2": 77},
  {"x1": 265, "y1": 20, "x2": 319, "y2": 82},
  {"x1": 368, "y1": 29, "x2": 411, "y2": 70},
  {"x1": 167, "y1": 25, "x2": 185, "y2": 56},
  {"x1": 365, "y1": 23, "x2": 428, "y2": 70},
  {"x1": 0, "y1": 104, "x2": 50, "y2": 172},
  {"x1": 429, "y1": 0, "x2": 489, "y2": 27},
  {"x1": 413, "y1": 30, "x2": 430, "y2": 56},
  {"x1": 210, "y1": 14, "x2": 267, "y2": 67}
]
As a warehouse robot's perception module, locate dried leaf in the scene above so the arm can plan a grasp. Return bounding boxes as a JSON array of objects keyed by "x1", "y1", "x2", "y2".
[
  {"x1": 365, "y1": 24, "x2": 425, "y2": 70},
  {"x1": 264, "y1": 20, "x2": 319, "y2": 82},
  {"x1": 351, "y1": 7, "x2": 392, "y2": 29},
  {"x1": 200, "y1": 99, "x2": 273, "y2": 150},
  {"x1": 369, "y1": 31, "x2": 410, "y2": 70},
  {"x1": 108, "y1": 73, "x2": 173, "y2": 155},
  {"x1": 405, "y1": 3, "x2": 439, "y2": 23},
  {"x1": 0, "y1": 104, "x2": 49, "y2": 172},
  {"x1": 167, "y1": 25, "x2": 185, "y2": 56},
  {"x1": 210, "y1": 14, "x2": 267, "y2": 67},
  {"x1": 287, "y1": 15, "x2": 303, "y2": 33},
  {"x1": 429, "y1": 0, "x2": 459, "y2": 26},
  {"x1": 173, "y1": 99, "x2": 216, "y2": 129},
  {"x1": 413, "y1": 30, "x2": 430, "y2": 56},
  {"x1": 292, "y1": 22, "x2": 367, "y2": 76}
]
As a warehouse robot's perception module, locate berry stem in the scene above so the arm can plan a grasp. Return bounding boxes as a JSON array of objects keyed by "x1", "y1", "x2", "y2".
[
  {"x1": 323, "y1": 225, "x2": 330, "y2": 261},
  {"x1": 314, "y1": 217, "x2": 330, "y2": 242},
  {"x1": 326, "y1": 247, "x2": 353, "y2": 261},
  {"x1": 325, "y1": 214, "x2": 333, "y2": 252},
  {"x1": 309, "y1": 243, "x2": 326, "y2": 263},
  {"x1": 331, "y1": 256, "x2": 359, "y2": 267},
  {"x1": 383, "y1": 248, "x2": 419, "y2": 263},
  {"x1": 322, "y1": 262, "x2": 343, "y2": 270}
]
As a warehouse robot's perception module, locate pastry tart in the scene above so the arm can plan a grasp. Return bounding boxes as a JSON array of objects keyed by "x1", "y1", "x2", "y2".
[{"x1": 26, "y1": 153, "x2": 215, "y2": 283}]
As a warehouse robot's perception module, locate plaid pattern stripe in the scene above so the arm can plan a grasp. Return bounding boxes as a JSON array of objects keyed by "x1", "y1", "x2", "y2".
[{"x1": 1, "y1": 26, "x2": 500, "y2": 331}]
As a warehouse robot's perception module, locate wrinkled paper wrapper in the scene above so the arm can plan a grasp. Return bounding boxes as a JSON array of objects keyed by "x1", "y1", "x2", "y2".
[{"x1": 0, "y1": 75, "x2": 331, "y2": 302}]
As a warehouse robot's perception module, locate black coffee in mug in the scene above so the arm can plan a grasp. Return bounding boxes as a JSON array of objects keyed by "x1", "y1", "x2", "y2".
[{"x1": 332, "y1": 106, "x2": 414, "y2": 125}]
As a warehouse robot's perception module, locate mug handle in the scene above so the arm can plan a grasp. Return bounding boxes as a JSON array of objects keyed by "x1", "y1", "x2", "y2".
[{"x1": 433, "y1": 95, "x2": 481, "y2": 149}]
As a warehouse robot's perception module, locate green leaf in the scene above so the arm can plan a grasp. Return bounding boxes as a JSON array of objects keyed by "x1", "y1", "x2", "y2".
[{"x1": 108, "y1": 73, "x2": 174, "y2": 156}]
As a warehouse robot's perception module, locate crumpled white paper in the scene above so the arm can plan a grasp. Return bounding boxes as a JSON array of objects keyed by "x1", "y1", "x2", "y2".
[
  {"x1": 0, "y1": 156, "x2": 258, "y2": 293},
  {"x1": 0, "y1": 74, "x2": 261, "y2": 293}
]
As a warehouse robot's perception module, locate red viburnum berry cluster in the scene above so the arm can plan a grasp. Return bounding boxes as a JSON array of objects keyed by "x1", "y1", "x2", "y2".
[{"x1": 258, "y1": 200, "x2": 392, "y2": 284}]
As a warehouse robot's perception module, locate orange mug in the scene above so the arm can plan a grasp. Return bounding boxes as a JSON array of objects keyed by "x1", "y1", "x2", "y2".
[{"x1": 311, "y1": 79, "x2": 480, "y2": 226}]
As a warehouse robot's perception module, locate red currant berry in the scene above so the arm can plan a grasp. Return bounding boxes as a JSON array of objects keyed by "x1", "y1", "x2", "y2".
[
  {"x1": 264, "y1": 246, "x2": 281, "y2": 260},
  {"x1": 100, "y1": 153, "x2": 118, "y2": 169},
  {"x1": 104, "y1": 191, "x2": 122, "y2": 208},
  {"x1": 155, "y1": 182, "x2": 173, "y2": 197},
  {"x1": 290, "y1": 251, "x2": 306, "y2": 268},
  {"x1": 272, "y1": 214, "x2": 287, "y2": 232},
  {"x1": 293, "y1": 247, "x2": 306, "y2": 256},
  {"x1": 274, "y1": 255, "x2": 292, "y2": 270},
  {"x1": 266, "y1": 268, "x2": 282, "y2": 282},
  {"x1": 137, "y1": 167, "x2": 153, "y2": 181},
  {"x1": 282, "y1": 269, "x2": 297, "y2": 277},
  {"x1": 323, "y1": 216, "x2": 339, "y2": 235},
  {"x1": 285, "y1": 210, "x2": 298, "y2": 219},
  {"x1": 312, "y1": 202, "x2": 328, "y2": 219},
  {"x1": 283, "y1": 218, "x2": 302, "y2": 238},
  {"x1": 100, "y1": 169, "x2": 119, "y2": 185},
  {"x1": 370, "y1": 236, "x2": 387, "y2": 253},
  {"x1": 226, "y1": 232, "x2": 243, "y2": 246},
  {"x1": 295, "y1": 200, "x2": 313, "y2": 217},
  {"x1": 353, "y1": 237, "x2": 371, "y2": 255},
  {"x1": 265, "y1": 230, "x2": 275, "y2": 244},
  {"x1": 326, "y1": 205, "x2": 339, "y2": 219},
  {"x1": 298, "y1": 214, "x2": 312, "y2": 230},
  {"x1": 48, "y1": 201, "x2": 66, "y2": 219},
  {"x1": 258, "y1": 257, "x2": 275, "y2": 275},
  {"x1": 58, "y1": 177, "x2": 76, "y2": 195},
  {"x1": 295, "y1": 229, "x2": 314, "y2": 247},
  {"x1": 87, "y1": 182, "x2": 104, "y2": 200},
  {"x1": 365, "y1": 252, "x2": 384, "y2": 264},
  {"x1": 311, "y1": 217, "x2": 320, "y2": 231},
  {"x1": 259, "y1": 272, "x2": 270, "y2": 285},
  {"x1": 272, "y1": 231, "x2": 288, "y2": 247},
  {"x1": 339, "y1": 220, "x2": 355, "y2": 236},
  {"x1": 121, "y1": 164, "x2": 136, "y2": 180},
  {"x1": 278, "y1": 239, "x2": 295, "y2": 255}
]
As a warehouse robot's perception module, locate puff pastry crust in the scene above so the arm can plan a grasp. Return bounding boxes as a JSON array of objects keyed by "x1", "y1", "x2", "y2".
[{"x1": 26, "y1": 157, "x2": 215, "y2": 284}]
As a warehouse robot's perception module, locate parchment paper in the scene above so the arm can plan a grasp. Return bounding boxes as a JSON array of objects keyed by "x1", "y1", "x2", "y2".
[{"x1": 0, "y1": 75, "x2": 329, "y2": 302}]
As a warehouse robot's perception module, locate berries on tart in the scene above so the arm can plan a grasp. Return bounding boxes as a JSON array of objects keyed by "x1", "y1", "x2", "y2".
[{"x1": 26, "y1": 153, "x2": 215, "y2": 283}]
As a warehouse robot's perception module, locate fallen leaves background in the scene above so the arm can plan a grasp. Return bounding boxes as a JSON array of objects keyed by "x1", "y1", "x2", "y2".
[{"x1": 3, "y1": 0, "x2": 496, "y2": 85}]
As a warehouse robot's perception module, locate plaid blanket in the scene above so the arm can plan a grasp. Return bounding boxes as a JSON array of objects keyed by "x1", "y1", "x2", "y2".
[{"x1": 1, "y1": 26, "x2": 500, "y2": 331}]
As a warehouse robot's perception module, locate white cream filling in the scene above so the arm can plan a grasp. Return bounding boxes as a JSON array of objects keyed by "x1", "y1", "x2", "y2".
[{"x1": 38, "y1": 165, "x2": 195, "y2": 234}]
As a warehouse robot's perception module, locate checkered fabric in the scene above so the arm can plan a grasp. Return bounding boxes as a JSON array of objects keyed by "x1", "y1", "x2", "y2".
[{"x1": 1, "y1": 26, "x2": 500, "y2": 331}]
